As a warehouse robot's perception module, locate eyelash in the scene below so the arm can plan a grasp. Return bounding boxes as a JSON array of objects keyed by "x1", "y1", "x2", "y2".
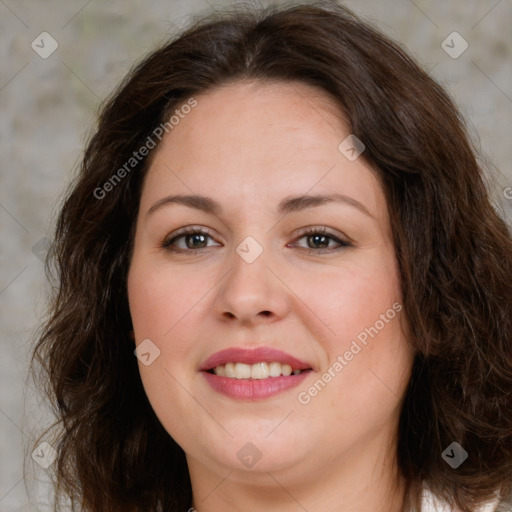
[{"x1": 160, "y1": 226, "x2": 352, "y2": 254}]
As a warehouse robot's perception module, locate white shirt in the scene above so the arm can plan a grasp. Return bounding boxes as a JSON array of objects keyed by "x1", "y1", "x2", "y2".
[{"x1": 421, "y1": 486, "x2": 501, "y2": 512}]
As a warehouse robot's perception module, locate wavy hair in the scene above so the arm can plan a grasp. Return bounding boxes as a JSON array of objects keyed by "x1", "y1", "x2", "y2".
[{"x1": 31, "y1": 1, "x2": 512, "y2": 511}]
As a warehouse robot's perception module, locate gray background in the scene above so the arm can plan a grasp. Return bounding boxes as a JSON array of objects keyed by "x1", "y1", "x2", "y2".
[{"x1": 1, "y1": 0, "x2": 511, "y2": 510}]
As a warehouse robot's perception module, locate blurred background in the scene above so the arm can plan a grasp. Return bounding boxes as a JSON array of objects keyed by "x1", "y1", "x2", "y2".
[{"x1": 1, "y1": 0, "x2": 511, "y2": 510}]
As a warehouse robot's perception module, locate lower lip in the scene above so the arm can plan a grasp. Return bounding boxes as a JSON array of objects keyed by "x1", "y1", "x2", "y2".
[{"x1": 202, "y1": 371, "x2": 310, "y2": 400}]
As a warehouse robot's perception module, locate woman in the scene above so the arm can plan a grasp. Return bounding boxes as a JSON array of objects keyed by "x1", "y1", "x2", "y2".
[{"x1": 31, "y1": 1, "x2": 512, "y2": 511}]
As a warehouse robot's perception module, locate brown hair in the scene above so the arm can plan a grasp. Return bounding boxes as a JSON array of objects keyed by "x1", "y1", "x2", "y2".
[{"x1": 31, "y1": 1, "x2": 512, "y2": 511}]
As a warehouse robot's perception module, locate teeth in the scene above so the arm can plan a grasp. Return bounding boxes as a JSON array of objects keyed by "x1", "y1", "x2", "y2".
[
  {"x1": 213, "y1": 361, "x2": 304, "y2": 379},
  {"x1": 235, "y1": 362, "x2": 251, "y2": 379},
  {"x1": 225, "y1": 362, "x2": 236, "y2": 378},
  {"x1": 281, "y1": 364, "x2": 292, "y2": 376},
  {"x1": 269, "y1": 361, "x2": 281, "y2": 377},
  {"x1": 251, "y1": 362, "x2": 269, "y2": 379},
  {"x1": 215, "y1": 364, "x2": 226, "y2": 377}
]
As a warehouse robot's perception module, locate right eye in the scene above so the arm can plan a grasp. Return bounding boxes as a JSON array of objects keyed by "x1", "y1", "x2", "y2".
[{"x1": 160, "y1": 227, "x2": 221, "y2": 252}]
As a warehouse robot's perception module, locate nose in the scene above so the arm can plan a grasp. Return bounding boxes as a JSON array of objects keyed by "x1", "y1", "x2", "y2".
[{"x1": 213, "y1": 242, "x2": 291, "y2": 326}]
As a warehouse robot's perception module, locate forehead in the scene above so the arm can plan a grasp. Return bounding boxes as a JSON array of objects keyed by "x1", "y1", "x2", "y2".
[
  {"x1": 172, "y1": 79, "x2": 348, "y2": 157},
  {"x1": 141, "y1": 80, "x2": 385, "y2": 222}
]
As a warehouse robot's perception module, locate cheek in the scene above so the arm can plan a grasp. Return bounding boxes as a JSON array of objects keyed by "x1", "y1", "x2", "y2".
[
  {"x1": 127, "y1": 254, "x2": 222, "y2": 388},
  {"x1": 290, "y1": 250, "x2": 402, "y2": 342},
  {"x1": 126, "y1": 257, "x2": 199, "y2": 393},
  {"x1": 127, "y1": 259, "x2": 209, "y2": 444},
  {"x1": 127, "y1": 257, "x2": 212, "y2": 339},
  {"x1": 292, "y1": 251, "x2": 410, "y2": 410}
]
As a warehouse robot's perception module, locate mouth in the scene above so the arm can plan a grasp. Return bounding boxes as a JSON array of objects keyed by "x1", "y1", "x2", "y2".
[{"x1": 199, "y1": 347, "x2": 313, "y2": 400}]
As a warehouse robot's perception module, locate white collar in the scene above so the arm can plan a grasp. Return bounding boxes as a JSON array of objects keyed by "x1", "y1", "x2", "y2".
[{"x1": 420, "y1": 486, "x2": 501, "y2": 512}]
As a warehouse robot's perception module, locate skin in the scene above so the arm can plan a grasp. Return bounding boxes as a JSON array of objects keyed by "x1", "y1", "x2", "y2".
[{"x1": 127, "y1": 80, "x2": 415, "y2": 512}]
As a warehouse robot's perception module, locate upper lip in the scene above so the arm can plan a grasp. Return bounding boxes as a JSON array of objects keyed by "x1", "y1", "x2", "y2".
[{"x1": 199, "y1": 347, "x2": 312, "y2": 371}]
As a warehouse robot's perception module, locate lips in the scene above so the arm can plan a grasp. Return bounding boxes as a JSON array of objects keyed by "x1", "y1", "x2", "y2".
[{"x1": 199, "y1": 347, "x2": 313, "y2": 400}]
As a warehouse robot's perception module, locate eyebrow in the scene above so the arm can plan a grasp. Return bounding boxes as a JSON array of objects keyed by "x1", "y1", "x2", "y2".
[{"x1": 146, "y1": 193, "x2": 374, "y2": 219}]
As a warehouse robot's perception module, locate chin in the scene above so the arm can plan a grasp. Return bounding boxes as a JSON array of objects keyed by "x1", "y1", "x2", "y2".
[{"x1": 194, "y1": 428, "x2": 314, "y2": 474}]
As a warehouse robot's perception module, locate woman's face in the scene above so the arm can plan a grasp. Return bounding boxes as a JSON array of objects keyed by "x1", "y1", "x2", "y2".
[{"x1": 127, "y1": 80, "x2": 414, "y2": 486}]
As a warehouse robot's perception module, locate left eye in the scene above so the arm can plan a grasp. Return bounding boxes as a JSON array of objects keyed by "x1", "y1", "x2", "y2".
[
  {"x1": 161, "y1": 227, "x2": 351, "y2": 253},
  {"x1": 292, "y1": 227, "x2": 350, "y2": 251}
]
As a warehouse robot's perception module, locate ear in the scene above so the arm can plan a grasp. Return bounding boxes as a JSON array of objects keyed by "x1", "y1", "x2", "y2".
[{"x1": 129, "y1": 330, "x2": 135, "y2": 340}]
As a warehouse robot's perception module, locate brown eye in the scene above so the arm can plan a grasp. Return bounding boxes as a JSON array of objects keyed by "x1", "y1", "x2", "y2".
[
  {"x1": 161, "y1": 228, "x2": 220, "y2": 252},
  {"x1": 292, "y1": 227, "x2": 351, "y2": 253},
  {"x1": 160, "y1": 226, "x2": 351, "y2": 254}
]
